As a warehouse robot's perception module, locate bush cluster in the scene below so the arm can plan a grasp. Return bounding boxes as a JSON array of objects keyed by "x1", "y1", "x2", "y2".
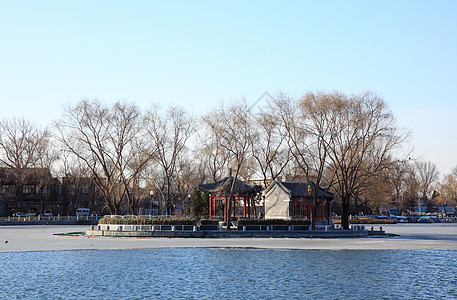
[
  {"x1": 199, "y1": 219, "x2": 222, "y2": 225},
  {"x1": 99, "y1": 217, "x2": 311, "y2": 226},
  {"x1": 98, "y1": 217, "x2": 197, "y2": 225},
  {"x1": 237, "y1": 218, "x2": 310, "y2": 225}
]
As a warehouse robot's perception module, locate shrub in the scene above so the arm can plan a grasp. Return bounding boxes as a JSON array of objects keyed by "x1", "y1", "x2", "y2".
[
  {"x1": 237, "y1": 218, "x2": 310, "y2": 225},
  {"x1": 98, "y1": 217, "x2": 197, "y2": 225},
  {"x1": 199, "y1": 219, "x2": 221, "y2": 225}
]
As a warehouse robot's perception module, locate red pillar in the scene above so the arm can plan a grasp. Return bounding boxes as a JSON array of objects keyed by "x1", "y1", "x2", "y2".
[
  {"x1": 243, "y1": 197, "x2": 246, "y2": 218},
  {"x1": 209, "y1": 196, "x2": 212, "y2": 219},
  {"x1": 248, "y1": 197, "x2": 251, "y2": 218},
  {"x1": 224, "y1": 197, "x2": 227, "y2": 222},
  {"x1": 327, "y1": 201, "x2": 330, "y2": 223}
]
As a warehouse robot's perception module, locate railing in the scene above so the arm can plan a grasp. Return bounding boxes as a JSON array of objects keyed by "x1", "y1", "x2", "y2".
[
  {"x1": 0, "y1": 215, "x2": 101, "y2": 223},
  {"x1": 94, "y1": 224, "x2": 198, "y2": 232},
  {"x1": 103, "y1": 215, "x2": 191, "y2": 220},
  {"x1": 93, "y1": 223, "x2": 340, "y2": 232}
]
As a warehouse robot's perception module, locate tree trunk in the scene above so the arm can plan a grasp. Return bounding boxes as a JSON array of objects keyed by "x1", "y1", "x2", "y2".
[
  {"x1": 226, "y1": 167, "x2": 241, "y2": 230},
  {"x1": 341, "y1": 197, "x2": 350, "y2": 229},
  {"x1": 166, "y1": 179, "x2": 172, "y2": 216},
  {"x1": 226, "y1": 193, "x2": 232, "y2": 230},
  {"x1": 311, "y1": 199, "x2": 316, "y2": 230},
  {"x1": 251, "y1": 198, "x2": 257, "y2": 218}
]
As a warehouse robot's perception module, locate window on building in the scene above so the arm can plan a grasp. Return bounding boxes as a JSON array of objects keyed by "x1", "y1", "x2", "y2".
[
  {"x1": 82, "y1": 186, "x2": 89, "y2": 194},
  {"x1": 2, "y1": 185, "x2": 15, "y2": 195},
  {"x1": 43, "y1": 186, "x2": 50, "y2": 195},
  {"x1": 24, "y1": 185, "x2": 36, "y2": 194}
]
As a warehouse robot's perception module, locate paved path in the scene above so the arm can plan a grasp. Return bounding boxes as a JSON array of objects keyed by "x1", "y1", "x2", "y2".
[{"x1": 0, "y1": 224, "x2": 456, "y2": 252}]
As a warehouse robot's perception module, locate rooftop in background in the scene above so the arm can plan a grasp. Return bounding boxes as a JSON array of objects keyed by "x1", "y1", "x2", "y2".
[{"x1": 198, "y1": 177, "x2": 262, "y2": 194}]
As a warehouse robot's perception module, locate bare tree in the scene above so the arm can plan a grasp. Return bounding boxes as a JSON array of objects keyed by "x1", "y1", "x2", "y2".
[
  {"x1": 203, "y1": 99, "x2": 256, "y2": 229},
  {"x1": 439, "y1": 166, "x2": 457, "y2": 210},
  {"x1": 251, "y1": 105, "x2": 291, "y2": 188},
  {"x1": 452, "y1": 166, "x2": 457, "y2": 178},
  {"x1": 358, "y1": 170, "x2": 392, "y2": 215},
  {"x1": 55, "y1": 100, "x2": 152, "y2": 215},
  {"x1": 415, "y1": 160, "x2": 440, "y2": 212},
  {"x1": 198, "y1": 115, "x2": 229, "y2": 182},
  {"x1": 275, "y1": 92, "x2": 336, "y2": 229},
  {"x1": 0, "y1": 117, "x2": 51, "y2": 169},
  {"x1": 0, "y1": 117, "x2": 54, "y2": 212},
  {"x1": 175, "y1": 155, "x2": 203, "y2": 215},
  {"x1": 416, "y1": 161, "x2": 439, "y2": 199},
  {"x1": 144, "y1": 105, "x2": 194, "y2": 216},
  {"x1": 324, "y1": 92, "x2": 409, "y2": 229},
  {"x1": 387, "y1": 159, "x2": 413, "y2": 214}
]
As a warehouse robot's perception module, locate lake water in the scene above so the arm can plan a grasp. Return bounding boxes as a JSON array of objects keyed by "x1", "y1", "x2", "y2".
[{"x1": 1, "y1": 248, "x2": 456, "y2": 299}]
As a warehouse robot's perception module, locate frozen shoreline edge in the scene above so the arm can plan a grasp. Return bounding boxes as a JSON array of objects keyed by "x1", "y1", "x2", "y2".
[{"x1": 1, "y1": 224, "x2": 457, "y2": 252}]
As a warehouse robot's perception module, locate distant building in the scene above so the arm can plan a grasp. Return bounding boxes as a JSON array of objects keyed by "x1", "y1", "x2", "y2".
[
  {"x1": 248, "y1": 177, "x2": 274, "y2": 189},
  {"x1": 263, "y1": 180, "x2": 334, "y2": 225},
  {"x1": 0, "y1": 167, "x2": 105, "y2": 217},
  {"x1": 0, "y1": 167, "x2": 58, "y2": 217},
  {"x1": 56, "y1": 176, "x2": 105, "y2": 215},
  {"x1": 248, "y1": 174, "x2": 308, "y2": 189}
]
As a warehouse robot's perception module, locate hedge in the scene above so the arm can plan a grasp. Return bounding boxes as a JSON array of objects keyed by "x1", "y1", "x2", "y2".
[
  {"x1": 99, "y1": 217, "x2": 311, "y2": 226},
  {"x1": 237, "y1": 218, "x2": 310, "y2": 225},
  {"x1": 98, "y1": 217, "x2": 197, "y2": 225}
]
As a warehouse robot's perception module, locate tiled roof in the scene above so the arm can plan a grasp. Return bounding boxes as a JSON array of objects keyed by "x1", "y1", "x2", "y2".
[
  {"x1": 198, "y1": 176, "x2": 262, "y2": 194},
  {"x1": 0, "y1": 167, "x2": 54, "y2": 184},
  {"x1": 267, "y1": 180, "x2": 334, "y2": 199}
]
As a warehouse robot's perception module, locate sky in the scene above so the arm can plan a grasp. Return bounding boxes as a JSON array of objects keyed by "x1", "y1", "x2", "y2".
[{"x1": 1, "y1": 0, "x2": 456, "y2": 175}]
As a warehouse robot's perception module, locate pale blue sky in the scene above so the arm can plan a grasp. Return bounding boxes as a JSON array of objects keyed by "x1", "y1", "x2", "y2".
[{"x1": 1, "y1": 1, "x2": 456, "y2": 175}]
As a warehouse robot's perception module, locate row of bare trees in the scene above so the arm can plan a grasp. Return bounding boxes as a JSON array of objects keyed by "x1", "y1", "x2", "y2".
[
  {"x1": 1, "y1": 91, "x2": 456, "y2": 228},
  {"x1": 0, "y1": 118, "x2": 58, "y2": 213},
  {"x1": 366, "y1": 159, "x2": 454, "y2": 217},
  {"x1": 52, "y1": 100, "x2": 198, "y2": 216}
]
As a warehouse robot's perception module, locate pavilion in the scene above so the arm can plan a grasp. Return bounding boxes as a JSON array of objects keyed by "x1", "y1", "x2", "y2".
[{"x1": 198, "y1": 177, "x2": 262, "y2": 222}]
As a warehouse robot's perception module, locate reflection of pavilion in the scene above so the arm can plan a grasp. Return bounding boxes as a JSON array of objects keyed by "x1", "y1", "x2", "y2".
[{"x1": 198, "y1": 177, "x2": 262, "y2": 222}]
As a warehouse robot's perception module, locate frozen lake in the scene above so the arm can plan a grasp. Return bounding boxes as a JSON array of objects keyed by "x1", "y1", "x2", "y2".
[{"x1": 1, "y1": 223, "x2": 457, "y2": 252}]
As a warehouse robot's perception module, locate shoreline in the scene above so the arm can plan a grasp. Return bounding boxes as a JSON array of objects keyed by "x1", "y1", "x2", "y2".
[{"x1": 1, "y1": 224, "x2": 457, "y2": 252}]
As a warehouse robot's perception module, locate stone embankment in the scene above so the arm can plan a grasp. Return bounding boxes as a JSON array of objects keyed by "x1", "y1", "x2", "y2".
[{"x1": 86, "y1": 224, "x2": 385, "y2": 238}]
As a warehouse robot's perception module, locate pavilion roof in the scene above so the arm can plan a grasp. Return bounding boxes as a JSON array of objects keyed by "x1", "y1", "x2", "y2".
[
  {"x1": 265, "y1": 180, "x2": 334, "y2": 200},
  {"x1": 198, "y1": 176, "x2": 262, "y2": 194}
]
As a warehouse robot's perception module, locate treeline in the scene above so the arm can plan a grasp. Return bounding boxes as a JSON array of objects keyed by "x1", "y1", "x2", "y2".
[{"x1": 0, "y1": 91, "x2": 455, "y2": 228}]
